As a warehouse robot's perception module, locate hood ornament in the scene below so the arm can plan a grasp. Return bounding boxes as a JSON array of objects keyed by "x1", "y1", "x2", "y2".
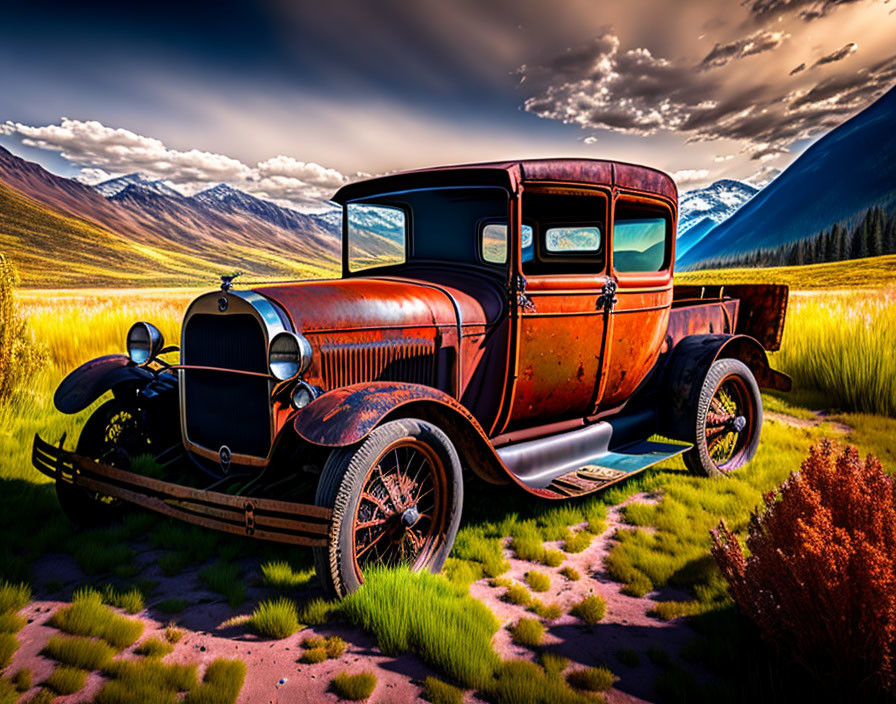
[{"x1": 220, "y1": 272, "x2": 242, "y2": 291}]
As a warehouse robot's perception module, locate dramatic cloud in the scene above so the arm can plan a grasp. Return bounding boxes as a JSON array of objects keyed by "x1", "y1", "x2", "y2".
[
  {"x1": 520, "y1": 31, "x2": 896, "y2": 161},
  {"x1": 700, "y1": 30, "x2": 789, "y2": 69},
  {"x1": 745, "y1": 0, "x2": 865, "y2": 21},
  {"x1": 790, "y1": 63, "x2": 807, "y2": 75},
  {"x1": 672, "y1": 169, "x2": 711, "y2": 187},
  {"x1": 1, "y1": 118, "x2": 351, "y2": 210},
  {"x1": 813, "y1": 42, "x2": 858, "y2": 66}
]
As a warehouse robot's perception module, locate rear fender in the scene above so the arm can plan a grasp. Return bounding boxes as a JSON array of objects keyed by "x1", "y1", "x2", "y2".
[
  {"x1": 660, "y1": 333, "x2": 791, "y2": 442},
  {"x1": 54, "y1": 354, "x2": 155, "y2": 414},
  {"x1": 292, "y1": 381, "x2": 510, "y2": 485}
]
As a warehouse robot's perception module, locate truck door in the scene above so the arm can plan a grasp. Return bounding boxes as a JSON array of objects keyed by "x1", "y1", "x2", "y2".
[
  {"x1": 504, "y1": 186, "x2": 612, "y2": 430},
  {"x1": 597, "y1": 194, "x2": 674, "y2": 409}
]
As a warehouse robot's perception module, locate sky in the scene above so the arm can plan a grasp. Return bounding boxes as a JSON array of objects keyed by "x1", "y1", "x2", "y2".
[{"x1": 0, "y1": 0, "x2": 894, "y2": 211}]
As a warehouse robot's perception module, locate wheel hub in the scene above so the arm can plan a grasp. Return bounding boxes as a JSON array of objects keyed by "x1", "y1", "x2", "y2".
[
  {"x1": 732, "y1": 415, "x2": 746, "y2": 432},
  {"x1": 400, "y1": 505, "x2": 420, "y2": 528}
]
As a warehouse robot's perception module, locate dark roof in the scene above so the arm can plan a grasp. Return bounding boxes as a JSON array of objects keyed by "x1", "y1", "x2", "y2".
[{"x1": 331, "y1": 158, "x2": 677, "y2": 204}]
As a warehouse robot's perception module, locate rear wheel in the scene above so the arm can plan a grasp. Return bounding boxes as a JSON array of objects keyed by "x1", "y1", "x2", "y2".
[
  {"x1": 682, "y1": 358, "x2": 762, "y2": 478},
  {"x1": 313, "y1": 418, "x2": 463, "y2": 597},
  {"x1": 56, "y1": 399, "x2": 151, "y2": 526}
]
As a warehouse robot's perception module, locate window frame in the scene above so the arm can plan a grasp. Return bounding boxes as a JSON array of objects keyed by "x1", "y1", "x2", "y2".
[{"x1": 610, "y1": 192, "x2": 676, "y2": 286}]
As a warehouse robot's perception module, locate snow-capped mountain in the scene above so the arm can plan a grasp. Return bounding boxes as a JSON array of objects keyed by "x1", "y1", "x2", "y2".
[
  {"x1": 678, "y1": 179, "x2": 759, "y2": 236},
  {"x1": 93, "y1": 172, "x2": 182, "y2": 199}
]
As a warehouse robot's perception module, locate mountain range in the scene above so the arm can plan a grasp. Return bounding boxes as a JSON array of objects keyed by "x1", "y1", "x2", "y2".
[
  {"x1": 678, "y1": 84, "x2": 896, "y2": 269},
  {"x1": 675, "y1": 179, "x2": 759, "y2": 261}
]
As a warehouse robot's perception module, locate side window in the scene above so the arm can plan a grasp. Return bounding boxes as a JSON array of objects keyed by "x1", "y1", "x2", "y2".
[
  {"x1": 347, "y1": 203, "x2": 406, "y2": 272},
  {"x1": 480, "y1": 223, "x2": 534, "y2": 265},
  {"x1": 613, "y1": 201, "x2": 669, "y2": 273},
  {"x1": 521, "y1": 191, "x2": 607, "y2": 275}
]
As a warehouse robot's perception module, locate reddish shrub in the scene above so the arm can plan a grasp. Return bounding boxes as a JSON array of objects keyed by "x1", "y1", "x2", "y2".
[{"x1": 711, "y1": 441, "x2": 896, "y2": 697}]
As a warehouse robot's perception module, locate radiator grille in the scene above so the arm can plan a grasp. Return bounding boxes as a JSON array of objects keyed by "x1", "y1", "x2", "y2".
[
  {"x1": 182, "y1": 313, "x2": 271, "y2": 458},
  {"x1": 321, "y1": 339, "x2": 436, "y2": 390}
]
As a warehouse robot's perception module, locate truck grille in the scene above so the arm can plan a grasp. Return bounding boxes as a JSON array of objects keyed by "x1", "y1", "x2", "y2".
[
  {"x1": 320, "y1": 339, "x2": 436, "y2": 390},
  {"x1": 182, "y1": 313, "x2": 271, "y2": 459}
]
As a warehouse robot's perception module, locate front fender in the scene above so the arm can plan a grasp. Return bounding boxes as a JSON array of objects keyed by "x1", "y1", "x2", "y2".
[
  {"x1": 659, "y1": 333, "x2": 791, "y2": 441},
  {"x1": 293, "y1": 381, "x2": 487, "y2": 448},
  {"x1": 54, "y1": 354, "x2": 154, "y2": 414}
]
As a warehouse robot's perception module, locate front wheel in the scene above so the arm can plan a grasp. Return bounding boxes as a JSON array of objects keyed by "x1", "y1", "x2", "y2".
[
  {"x1": 313, "y1": 418, "x2": 463, "y2": 598},
  {"x1": 56, "y1": 399, "x2": 152, "y2": 526},
  {"x1": 682, "y1": 358, "x2": 762, "y2": 478}
]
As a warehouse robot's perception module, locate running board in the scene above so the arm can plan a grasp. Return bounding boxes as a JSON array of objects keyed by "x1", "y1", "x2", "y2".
[{"x1": 497, "y1": 410, "x2": 690, "y2": 497}]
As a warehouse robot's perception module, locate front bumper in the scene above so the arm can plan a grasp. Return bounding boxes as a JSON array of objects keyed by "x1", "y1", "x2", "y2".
[{"x1": 32, "y1": 434, "x2": 331, "y2": 547}]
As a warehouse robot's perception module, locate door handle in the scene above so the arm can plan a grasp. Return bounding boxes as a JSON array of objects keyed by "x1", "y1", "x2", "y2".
[{"x1": 596, "y1": 279, "x2": 618, "y2": 313}]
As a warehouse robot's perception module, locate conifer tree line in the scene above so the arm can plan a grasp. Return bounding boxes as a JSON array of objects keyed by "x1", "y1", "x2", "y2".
[{"x1": 689, "y1": 206, "x2": 896, "y2": 270}]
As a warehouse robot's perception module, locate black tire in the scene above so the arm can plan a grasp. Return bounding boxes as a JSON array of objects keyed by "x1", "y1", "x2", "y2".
[
  {"x1": 682, "y1": 358, "x2": 762, "y2": 478},
  {"x1": 56, "y1": 399, "x2": 151, "y2": 526},
  {"x1": 313, "y1": 418, "x2": 463, "y2": 598}
]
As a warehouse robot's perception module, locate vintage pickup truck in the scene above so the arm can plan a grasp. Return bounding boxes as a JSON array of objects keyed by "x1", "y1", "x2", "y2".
[{"x1": 33, "y1": 158, "x2": 790, "y2": 596}]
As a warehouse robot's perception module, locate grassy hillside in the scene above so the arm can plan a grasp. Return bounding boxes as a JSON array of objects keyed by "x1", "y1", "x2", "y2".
[
  {"x1": 675, "y1": 254, "x2": 896, "y2": 290},
  {"x1": 0, "y1": 180, "x2": 340, "y2": 288}
]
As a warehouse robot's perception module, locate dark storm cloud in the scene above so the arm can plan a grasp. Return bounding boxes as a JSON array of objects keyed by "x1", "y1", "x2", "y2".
[
  {"x1": 745, "y1": 0, "x2": 864, "y2": 21},
  {"x1": 700, "y1": 30, "x2": 789, "y2": 69},
  {"x1": 813, "y1": 42, "x2": 858, "y2": 66}
]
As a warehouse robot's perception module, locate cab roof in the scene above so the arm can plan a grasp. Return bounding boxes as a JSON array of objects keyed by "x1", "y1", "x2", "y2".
[{"x1": 331, "y1": 158, "x2": 677, "y2": 205}]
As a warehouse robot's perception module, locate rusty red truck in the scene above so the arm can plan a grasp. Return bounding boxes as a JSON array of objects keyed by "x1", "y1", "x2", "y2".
[{"x1": 33, "y1": 158, "x2": 790, "y2": 596}]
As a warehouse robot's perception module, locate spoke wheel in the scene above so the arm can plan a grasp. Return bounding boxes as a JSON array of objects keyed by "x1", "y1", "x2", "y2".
[
  {"x1": 683, "y1": 359, "x2": 762, "y2": 478},
  {"x1": 57, "y1": 399, "x2": 151, "y2": 526},
  {"x1": 314, "y1": 418, "x2": 463, "y2": 598}
]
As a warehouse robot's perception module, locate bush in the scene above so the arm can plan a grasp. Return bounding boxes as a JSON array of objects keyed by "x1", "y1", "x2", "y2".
[
  {"x1": 422, "y1": 676, "x2": 464, "y2": 704},
  {"x1": 249, "y1": 598, "x2": 299, "y2": 640},
  {"x1": 570, "y1": 595, "x2": 606, "y2": 625},
  {"x1": 510, "y1": 618, "x2": 544, "y2": 647},
  {"x1": 712, "y1": 441, "x2": 896, "y2": 697},
  {"x1": 331, "y1": 671, "x2": 377, "y2": 700},
  {"x1": 566, "y1": 666, "x2": 614, "y2": 692},
  {"x1": 0, "y1": 254, "x2": 47, "y2": 401},
  {"x1": 525, "y1": 571, "x2": 551, "y2": 593}
]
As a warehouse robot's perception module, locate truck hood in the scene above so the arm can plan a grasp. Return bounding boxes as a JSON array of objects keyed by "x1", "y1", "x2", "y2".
[{"x1": 253, "y1": 273, "x2": 504, "y2": 334}]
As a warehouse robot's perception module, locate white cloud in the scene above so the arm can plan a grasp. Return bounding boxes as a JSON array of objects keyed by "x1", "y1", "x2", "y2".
[
  {"x1": 672, "y1": 168, "x2": 711, "y2": 187},
  {"x1": 1, "y1": 118, "x2": 351, "y2": 211}
]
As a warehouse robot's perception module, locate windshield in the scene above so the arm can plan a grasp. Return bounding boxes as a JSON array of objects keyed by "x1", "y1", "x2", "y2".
[{"x1": 346, "y1": 186, "x2": 509, "y2": 273}]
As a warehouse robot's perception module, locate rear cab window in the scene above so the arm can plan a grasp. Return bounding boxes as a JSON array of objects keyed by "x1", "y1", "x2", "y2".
[{"x1": 612, "y1": 199, "x2": 672, "y2": 274}]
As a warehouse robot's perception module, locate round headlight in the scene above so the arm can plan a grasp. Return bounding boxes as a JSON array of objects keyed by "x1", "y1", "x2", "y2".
[
  {"x1": 127, "y1": 322, "x2": 164, "y2": 365},
  {"x1": 268, "y1": 332, "x2": 312, "y2": 381},
  {"x1": 290, "y1": 380, "x2": 320, "y2": 410}
]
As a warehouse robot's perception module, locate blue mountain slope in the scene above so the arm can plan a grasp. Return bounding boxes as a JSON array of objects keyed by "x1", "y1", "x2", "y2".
[
  {"x1": 678, "y1": 85, "x2": 896, "y2": 269},
  {"x1": 676, "y1": 216, "x2": 717, "y2": 261}
]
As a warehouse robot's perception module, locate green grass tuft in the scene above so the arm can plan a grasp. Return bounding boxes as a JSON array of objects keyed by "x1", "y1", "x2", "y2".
[
  {"x1": 615, "y1": 648, "x2": 640, "y2": 667},
  {"x1": 529, "y1": 599, "x2": 563, "y2": 620},
  {"x1": 156, "y1": 598, "x2": 188, "y2": 614},
  {"x1": 0, "y1": 611, "x2": 26, "y2": 634},
  {"x1": 298, "y1": 598, "x2": 336, "y2": 626},
  {"x1": 525, "y1": 571, "x2": 551, "y2": 592},
  {"x1": 570, "y1": 595, "x2": 606, "y2": 625},
  {"x1": 510, "y1": 618, "x2": 544, "y2": 647},
  {"x1": 12, "y1": 668, "x2": 33, "y2": 692},
  {"x1": 260, "y1": 561, "x2": 315, "y2": 591},
  {"x1": 158, "y1": 551, "x2": 192, "y2": 577},
  {"x1": 199, "y1": 562, "x2": 246, "y2": 608},
  {"x1": 135, "y1": 638, "x2": 175, "y2": 658},
  {"x1": 0, "y1": 581, "x2": 30, "y2": 613},
  {"x1": 97, "y1": 659, "x2": 198, "y2": 704},
  {"x1": 184, "y1": 659, "x2": 246, "y2": 704},
  {"x1": 165, "y1": 626, "x2": 185, "y2": 644},
  {"x1": 422, "y1": 676, "x2": 465, "y2": 704},
  {"x1": 542, "y1": 550, "x2": 565, "y2": 567},
  {"x1": 44, "y1": 666, "x2": 88, "y2": 695},
  {"x1": 562, "y1": 531, "x2": 593, "y2": 554},
  {"x1": 540, "y1": 652, "x2": 569, "y2": 675},
  {"x1": 249, "y1": 598, "x2": 299, "y2": 640},
  {"x1": 49, "y1": 588, "x2": 144, "y2": 649},
  {"x1": 102, "y1": 585, "x2": 144, "y2": 614},
  {"x1": 340, "y1": 567, "x2": 500, "y2": 690},
  {"x1": 331, "y1": 671, "x2": 377, "y2": 700},
  {"x1": 505, "y1": 584, "x2": 532, "y2": 606},
  {"x1": 566, "y1": 666, "x2": 615, "y2": 692},
  {"x1": 42, "y1": 634, "x2": 116, "y2": 670},
  {"x1": 0, "y1": 632, "x2": 18, "y2": 668},
  {"x1": 301, "y1": 647, "x2": 327, "y2": 664},
  {"x1": 73, "y1": 541, "x2": 135, "y2": 576},
  {"x1": 559, "y1": 567, "x2": 581, "y2": 581},
  {"x1": 483, "y1": 659, "x2": 597, "y2": 704}
]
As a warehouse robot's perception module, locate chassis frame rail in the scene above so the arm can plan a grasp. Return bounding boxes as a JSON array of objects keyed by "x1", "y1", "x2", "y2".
[{"x1": 32, "y1": 434, "x2": 331, "y2": 547}]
